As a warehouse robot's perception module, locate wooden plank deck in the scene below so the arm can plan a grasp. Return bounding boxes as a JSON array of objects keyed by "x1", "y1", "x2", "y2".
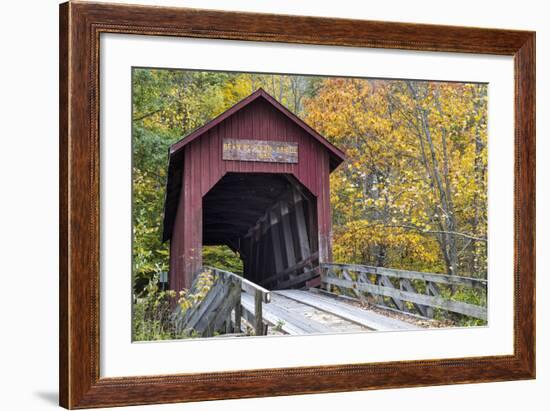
[
  {"x1": 276, "y1": 290, "x2": 419, "y2": 332},
  {"x1": 241, "y1": 289, "x2": 418, "y2": 336},
  {"x1": 242, "y1": 292, "x2": 356, "y2": 335}
]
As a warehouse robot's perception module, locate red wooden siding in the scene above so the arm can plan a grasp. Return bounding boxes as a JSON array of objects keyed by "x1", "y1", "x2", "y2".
[{"x1": 164, "y1": 90, "x2": 344, "y2": 290}]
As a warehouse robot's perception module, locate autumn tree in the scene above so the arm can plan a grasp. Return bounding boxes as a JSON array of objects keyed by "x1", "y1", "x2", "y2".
[{"x1": 305, "y1": 78, "x2": 487, "y2": 278}]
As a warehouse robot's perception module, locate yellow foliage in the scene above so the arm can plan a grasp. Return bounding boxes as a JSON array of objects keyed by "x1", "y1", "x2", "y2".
[{"x1": 305, "y1": 79, "x2": 487, "y2": 276}]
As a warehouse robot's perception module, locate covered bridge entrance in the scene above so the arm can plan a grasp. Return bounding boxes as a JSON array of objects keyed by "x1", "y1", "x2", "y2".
[{"x1": 162, "y1": 88, "x2": 346, "y2": 291}]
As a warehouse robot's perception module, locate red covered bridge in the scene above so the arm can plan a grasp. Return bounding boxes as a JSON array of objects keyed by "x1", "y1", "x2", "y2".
[
  {"x1": 162, "y1": 89, "x2": 486, "y2": 337},
  {"x1": 163, "y1": 88, "x2": 345, "y2": 291}
]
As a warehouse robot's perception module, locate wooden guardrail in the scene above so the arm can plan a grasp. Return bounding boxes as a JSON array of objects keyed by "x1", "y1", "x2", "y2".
[
  {"x1": 320, "y1": 263, "x2": 487, "y2": 321},
  {"x1": 208, "y1": 267, "x2": 271, "y2": 336},
  {"x1": 174, "y1": 267, "x2": 271, "y2": 337}
]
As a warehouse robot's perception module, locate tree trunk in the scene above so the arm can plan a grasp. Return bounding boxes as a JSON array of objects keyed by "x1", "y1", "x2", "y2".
[{"x1": 407, "y1": 81, "x2": 459, "y2": 278}]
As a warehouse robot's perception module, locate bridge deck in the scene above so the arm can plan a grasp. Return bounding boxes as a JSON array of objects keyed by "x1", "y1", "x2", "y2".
[{"x1": 241, "y1": 289, "x2": 418, "y2": 335}]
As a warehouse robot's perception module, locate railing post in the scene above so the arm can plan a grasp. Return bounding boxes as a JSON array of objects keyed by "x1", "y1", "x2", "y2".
[
  {"x1": 234, "y1": 299, "x2": 242, "y2": 333},
  {"x1": 225, "y1": 314, "x2": 233, "y2": 334},
  {"x1": 254, "y1": 289, "x2": 263, "y2": 336},
  {"x1": 376, "y1": 275, "x2": 387, "y2": 307},
  {"x1": 425, "y1": 281, "x2": 440, "y2": 318},
  {"x1": 319, "y1": 265, "x2": 325, "y2": 290}
]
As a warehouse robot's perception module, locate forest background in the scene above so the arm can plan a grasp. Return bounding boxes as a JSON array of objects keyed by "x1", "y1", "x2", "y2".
[{"x1": 132, "y1": 68, "x2": 488, "y2": 298}]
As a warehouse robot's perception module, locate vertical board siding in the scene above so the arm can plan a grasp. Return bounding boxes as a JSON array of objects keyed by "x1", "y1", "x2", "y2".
[{"x1": 170, "y1": 98, "x2": 339, "y2": 289}]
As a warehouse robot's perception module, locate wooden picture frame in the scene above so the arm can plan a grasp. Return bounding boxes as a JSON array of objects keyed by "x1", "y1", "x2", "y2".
[{"x1": 59, "y1": 1, "x2": 535, "y2": 408}]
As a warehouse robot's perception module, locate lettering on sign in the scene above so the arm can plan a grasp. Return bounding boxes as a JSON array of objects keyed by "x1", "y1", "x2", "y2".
[{"x1": 222, "y1": 139, "x2": 298, "y2": 163}]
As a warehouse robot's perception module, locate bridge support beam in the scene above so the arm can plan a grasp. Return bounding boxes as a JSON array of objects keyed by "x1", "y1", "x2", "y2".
[{"x1": 242, "y1": 188, "x2": 319, "y2": 289}]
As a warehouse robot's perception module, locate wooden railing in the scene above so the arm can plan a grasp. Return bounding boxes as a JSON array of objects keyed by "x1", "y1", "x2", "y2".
[
  {"x1": 174, "y1": 267, "x2": 271, "y2": 337},
  {"x1": 320, "y1": 263, "x2": 487, "y2": 321}
]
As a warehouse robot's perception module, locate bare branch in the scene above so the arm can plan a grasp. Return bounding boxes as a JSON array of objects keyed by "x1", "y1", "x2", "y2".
[
  {"x1": 384, "y1": 224, "x2": 487, "y2": 242},
  {"x1": 133, "y1": 109, "x2": 162, "y2": 122}
]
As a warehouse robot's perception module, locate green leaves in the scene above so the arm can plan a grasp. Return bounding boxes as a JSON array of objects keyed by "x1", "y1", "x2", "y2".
[{"x1": 202, "y1": 246, "x2": 243, "y2": 274}]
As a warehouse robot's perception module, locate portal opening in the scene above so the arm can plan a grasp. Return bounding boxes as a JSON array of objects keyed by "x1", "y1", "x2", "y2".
[{"x1": 202, "y1": 172, "x2": 318, "y2": 289}]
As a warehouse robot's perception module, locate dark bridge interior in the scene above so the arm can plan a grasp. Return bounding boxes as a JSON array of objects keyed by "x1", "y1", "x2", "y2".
[{"x1": 203, "y1": 173, "x2": 319, "y2": 289}]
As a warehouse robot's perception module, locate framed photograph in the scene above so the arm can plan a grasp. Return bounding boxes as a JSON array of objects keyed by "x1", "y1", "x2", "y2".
[{"x1": 59, "y1": 1, "x2": 535, "y2": 408}]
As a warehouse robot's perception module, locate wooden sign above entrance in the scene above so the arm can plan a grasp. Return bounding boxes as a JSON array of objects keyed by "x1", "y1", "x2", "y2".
[{"x1": 222, "y1": 139, "x2": 298, "y2": 163}]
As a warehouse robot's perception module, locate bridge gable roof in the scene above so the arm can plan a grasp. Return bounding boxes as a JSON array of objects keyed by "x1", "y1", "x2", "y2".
[{"x1": 168, "y1": 88, "x2": 346, "y2": 167}]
